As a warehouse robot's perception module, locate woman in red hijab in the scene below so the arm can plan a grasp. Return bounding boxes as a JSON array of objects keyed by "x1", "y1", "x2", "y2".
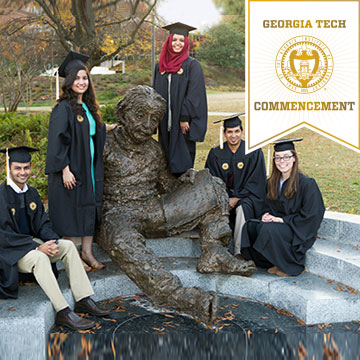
[{"x1": 153, "y1": 22, "x2": 208, "y2": 176}]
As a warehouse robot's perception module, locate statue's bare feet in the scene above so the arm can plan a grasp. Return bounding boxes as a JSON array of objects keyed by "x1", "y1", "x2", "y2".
[
  {"x1": 167, "y1": 287, "x2": 219, "y2": 324},
  {"x1": 197, "y1": 245, "x2": 257, "y2": 276}
]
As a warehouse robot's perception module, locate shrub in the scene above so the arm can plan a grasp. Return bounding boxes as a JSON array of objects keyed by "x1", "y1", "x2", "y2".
[
  {"x1": 197, "y1": 23, "x2": 245, "y2": 70},
  {"x1": 0, "y1": 112, "x2": 50, "y2": 198},
  {"x1": 100, "y1": 104, "x2": 116, "y2": 124}
]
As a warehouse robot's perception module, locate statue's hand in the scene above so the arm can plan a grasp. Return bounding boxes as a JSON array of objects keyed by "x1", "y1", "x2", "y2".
[{"x1": 179, "y1": 168, "x2": 197, "y2": 185}]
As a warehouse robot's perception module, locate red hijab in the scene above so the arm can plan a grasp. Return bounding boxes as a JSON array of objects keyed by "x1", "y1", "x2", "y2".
[{"x1": 159, "y1": 34, "x2": 190, "y2": 73}]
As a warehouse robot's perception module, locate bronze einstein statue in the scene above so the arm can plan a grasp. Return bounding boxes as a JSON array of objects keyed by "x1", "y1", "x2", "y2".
[{"x1": 97, "y1": 85, "x2": 256, "y2": 323}]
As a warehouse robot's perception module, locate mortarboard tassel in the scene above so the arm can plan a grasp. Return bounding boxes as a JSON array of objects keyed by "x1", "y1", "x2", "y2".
[
  {"x1": 266, "y1": 144, "x2": 271, "y2": 177},
  {"x1": 6, "y1": 147, "x2": 9, "y2": 185},
  {"x1": 56, "y1": 70, "x2": 59, "y2": 100},
  {"x1": 220, "y1": 124, "x2": 224, "y2": 150}
]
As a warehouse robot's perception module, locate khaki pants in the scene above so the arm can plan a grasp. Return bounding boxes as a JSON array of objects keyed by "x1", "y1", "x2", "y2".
[
  {"x1": 17, "y1": 239, "x2": 94, "y2": 312},
  {"x1": 233, "y1": 205, "x2": 246, "y2": 255}
]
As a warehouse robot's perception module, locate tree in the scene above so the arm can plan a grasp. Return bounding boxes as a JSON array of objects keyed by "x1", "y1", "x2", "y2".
[
  {"x1": 196, "y1": 23, "x2": 244, "y2": 70},
  {"x1": 0, "y1": 0, "x2": 158, "y2": 69},
  {"x1": 212, "y1": 0, "x2": 245, "y2": 43},
  {"x1": 0, "y1": 27, "x2": 53, "y2": 112}
]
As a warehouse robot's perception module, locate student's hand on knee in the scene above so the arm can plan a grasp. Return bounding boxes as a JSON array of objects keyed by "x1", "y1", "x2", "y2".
[
  {"x1": 261, "y1": 213, "x2": 273, "y2": 222},
  {"x1": 38, "y1": 240, "x2": 59, "y2": 257}
]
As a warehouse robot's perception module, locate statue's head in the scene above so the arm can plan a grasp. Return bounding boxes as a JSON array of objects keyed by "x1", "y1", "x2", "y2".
[{"x1": 115, "y1": 85, "x2": 166, "y2": 143}]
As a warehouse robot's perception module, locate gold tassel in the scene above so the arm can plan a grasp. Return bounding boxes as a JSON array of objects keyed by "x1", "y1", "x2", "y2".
[
  {"x1": 220, "y1": 124, "x2": 224, "y2": 150},
  {"x1": 266, "y1": 144, "x2": 271, "y2": 177},
  {"x1": 6, "y1": 147, "x2": 9, "y2": 185},
  {"x1": 56, "y1": 70, "x2": 59, "y2": 100}
]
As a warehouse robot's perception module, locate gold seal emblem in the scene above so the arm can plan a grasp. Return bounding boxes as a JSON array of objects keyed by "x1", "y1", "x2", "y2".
[
  {"x1": 237, "y1": 162, "x2": 244, "y2": 169},
  {"x1": 222, "y1": 163, "x2": 229, "y2": 170},
  {"x1": 177, "y1": 68, "x2": 183, "y2": 75},
  {"x1": 11, "y1": 208, "x2": 15, "y2": 215},
  {"x1": 275, "y1": 35, "x2": 333, "y2": 94},
  {"x1": 160, "y1": 71, "x2": 165, "y2": 75},
  {"x1": 77, "y1": 115, "x2": 84, "y2": 123},
  {"x1": 29, "y1": 202, "x2": 37, "y2": 211}
]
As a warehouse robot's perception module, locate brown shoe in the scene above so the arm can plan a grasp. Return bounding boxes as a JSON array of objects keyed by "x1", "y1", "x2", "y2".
[
  {"x1": 235, "y1": 254, "x2": 246, "y2": 261},
  {"x1": 55, "y1": 308, "x2": 95, "y2": 330},
  {"x1": 75, "y1": 297, "x2": 110, "y2": 317}
]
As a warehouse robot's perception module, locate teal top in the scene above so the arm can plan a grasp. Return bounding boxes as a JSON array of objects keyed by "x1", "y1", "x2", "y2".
[{"x1": 81, "y1": 103, "x2": 96, "y2": 193}]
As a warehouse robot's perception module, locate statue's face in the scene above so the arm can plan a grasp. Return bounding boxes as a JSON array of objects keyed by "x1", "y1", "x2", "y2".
[{"x1": 123, "y1": 102, "x2": 161, "y2": 143}]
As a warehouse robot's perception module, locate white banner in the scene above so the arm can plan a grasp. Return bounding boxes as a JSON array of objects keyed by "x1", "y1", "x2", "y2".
[{"x1": 246, "y1": 0, "x2": 360, "y2": 153}]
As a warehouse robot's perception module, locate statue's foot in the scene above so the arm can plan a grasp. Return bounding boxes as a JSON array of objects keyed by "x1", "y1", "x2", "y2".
[
  {"x1": 171, "y1": 287, "x2": 218, "y2": 324},
  {"x1": 197, "y1": 245, "x2": 257, "y2": 276}
]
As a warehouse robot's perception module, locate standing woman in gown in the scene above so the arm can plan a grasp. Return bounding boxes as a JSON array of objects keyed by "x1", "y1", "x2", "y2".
[
  {"x1": 153, "y1": 22, "x2": 208, "y2": 176},
  {"x1": 241, "y1": 138, "x2": 325, "y2": 276},
  {"x1": 45, "y1": 51, "x2": 106, "y2": 271}
]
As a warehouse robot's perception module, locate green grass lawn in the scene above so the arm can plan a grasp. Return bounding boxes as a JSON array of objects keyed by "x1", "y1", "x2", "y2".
[{"x1": 195, "y1": 113, "x2": 360, "y2": 215}]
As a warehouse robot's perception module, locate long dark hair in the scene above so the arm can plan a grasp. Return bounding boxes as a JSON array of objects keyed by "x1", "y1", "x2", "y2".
[
  {"x1": 267, "y1": 149, "x2": 300, "y2": 200},
  {"x1": 59, "y1": 66, "x2": 103, "y2": 126}
]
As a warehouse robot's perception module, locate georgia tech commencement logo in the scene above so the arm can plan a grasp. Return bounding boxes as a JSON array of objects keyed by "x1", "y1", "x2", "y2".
[{"x1": 275, "y1": 35, "x2": 333, "y2": 94}]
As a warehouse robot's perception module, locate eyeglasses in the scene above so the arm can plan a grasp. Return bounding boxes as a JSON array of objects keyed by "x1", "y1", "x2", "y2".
[{"x1": 274, "y1": 155, "x2": 294, "y2": 162}]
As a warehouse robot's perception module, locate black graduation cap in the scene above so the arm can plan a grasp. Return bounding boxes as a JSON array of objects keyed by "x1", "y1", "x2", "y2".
[
  {"x1": 214, "y1": 113, "x2": 245, "y2": 149},
  {"x1": 214, "y1": 113, "x2": 245, "y2": 129},
  {"x1": 57, "y1": 51, "x2": 90, "y2": 78},
  {"x1": 162, "y1": 22, "x2": 197, "y2": 36},
  {"x1": 0, "y1": 146, "x2": 39, "y2": 185},
  {"x1": 0, "y1": 146, "x2": 39, "y2": 163},
  {"x1": 273, "y1": 138, "x2": 303, "y2": 152}
]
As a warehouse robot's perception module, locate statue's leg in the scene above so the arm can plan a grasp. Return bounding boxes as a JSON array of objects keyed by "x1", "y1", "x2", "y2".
[
  {"x1": 97, "y1": 211, "x2": 218, "y2": 324},
  {"x1": 161, "y1": 169, "x2": 257, "y2": 276},
  {"x1": 197, "y1": 209, "x2": 256, "y2": 276}
]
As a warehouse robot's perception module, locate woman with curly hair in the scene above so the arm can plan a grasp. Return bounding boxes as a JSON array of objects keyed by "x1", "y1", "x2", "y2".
[
  {"x1": 240, "y1": 138, "x2": 325, "y2": 276},
  {"x1": 46, "y1": 51, "x2": 110, "y2": 271}
]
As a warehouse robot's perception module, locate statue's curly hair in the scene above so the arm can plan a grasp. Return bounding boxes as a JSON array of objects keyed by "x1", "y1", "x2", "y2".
[{"x1": 115, "y1": 85, "x2": 166, "y2": 127}]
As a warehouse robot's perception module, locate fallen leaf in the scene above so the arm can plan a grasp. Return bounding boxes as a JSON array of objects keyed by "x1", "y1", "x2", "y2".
[
  {"x1": 261, "y1": 316, "x2": 268, "y2": 319},
  {"x1": 102, "y1": 318, "x2": 116, "y2": 322},
  {"x1": 7, "y1": 307, "x2": 15, "y2": 311},
  {"x1": 152, "y1": 327, "x2": 165, "y2": 332},
  {"x1": 297, "y1": 319, "x2": 306, "y2": 325}
]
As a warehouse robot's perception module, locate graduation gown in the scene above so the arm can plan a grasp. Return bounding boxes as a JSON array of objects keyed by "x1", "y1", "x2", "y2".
[
  {"x1": 45, "y1": 100, "x2": 106, "y2": 237},
  {"x1": 0, "y1": 182, "x2": 59, "y2": 299},
  {"x1": 205, "y1": 141, "x2": 267, "y2": 220},
  {"x1": 153, "y1": 57, "x2": 208, "y2": 174},
  {"x1": 242, "y1": 173, "x2": 325, "y2": 275}
]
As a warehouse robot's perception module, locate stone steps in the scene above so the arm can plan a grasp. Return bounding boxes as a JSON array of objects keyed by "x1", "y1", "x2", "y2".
[
  {"x1": 164, "y1": 257, "x2": 360, "y2": 325},
  {"x1": 2, "y1": 211, "x2": 360, "y2": 359},
  {"x1": 0, "y1": 262, "x2": 139, "y2": 360},
  {"x1": 306, "y1": 239, "x2": 360, "y2": 291},
  {"x1": 318, "y1": 211, "x2": 360, "y2": 245}
]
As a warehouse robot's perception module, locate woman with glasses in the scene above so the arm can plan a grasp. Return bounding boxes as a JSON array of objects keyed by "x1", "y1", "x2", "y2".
[{"x1": 240, "y1": 138, "x2": 325, "y2": 276}]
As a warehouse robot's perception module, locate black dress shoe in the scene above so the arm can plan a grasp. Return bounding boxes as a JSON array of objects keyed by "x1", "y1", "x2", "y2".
[
  {"x1": 55, "y1": 309, "x2": 96, "y2": 330},
  {"x1": 75, "y1": 297, "x2": 110, "y2": 317}
]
